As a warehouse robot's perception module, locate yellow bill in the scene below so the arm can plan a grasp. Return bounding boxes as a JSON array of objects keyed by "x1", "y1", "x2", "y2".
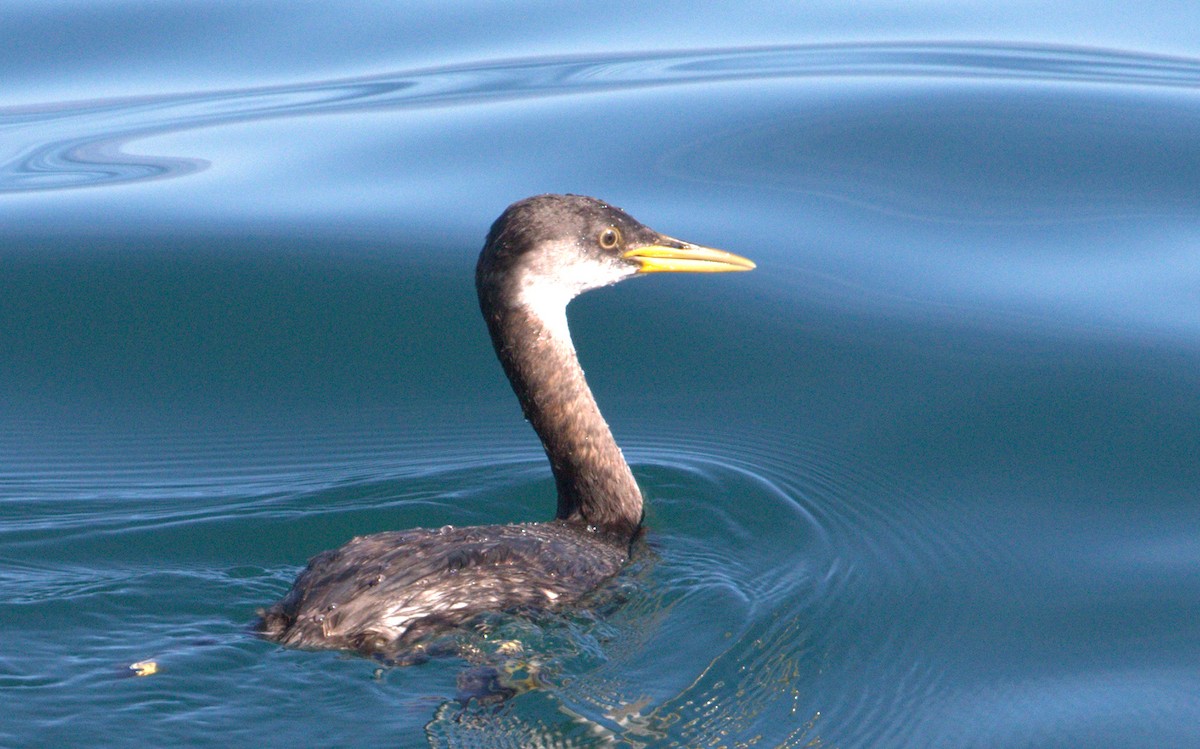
[{"x1": 623, "y1": 237, "x2": 756, "y2": 273}]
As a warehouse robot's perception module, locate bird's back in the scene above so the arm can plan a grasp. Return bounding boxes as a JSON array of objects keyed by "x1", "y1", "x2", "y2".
[{"x1": 256, "y1": 521, "x2": 630, "y2": 660}]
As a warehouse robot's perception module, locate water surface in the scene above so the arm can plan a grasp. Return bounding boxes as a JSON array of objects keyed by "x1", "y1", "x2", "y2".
[{"x1": 3, "y1": 3, "x2": 1200, "y2": 747}]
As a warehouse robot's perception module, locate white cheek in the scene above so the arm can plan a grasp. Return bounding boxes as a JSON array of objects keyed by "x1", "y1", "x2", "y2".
[{"x1": 516, "y1": 257, "x2": 634, "y2": 342}]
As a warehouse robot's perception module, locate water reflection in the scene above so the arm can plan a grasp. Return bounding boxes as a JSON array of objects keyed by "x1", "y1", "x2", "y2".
[{"x1": 4, "y1": 42, "x2": 1200, "y2": 192}]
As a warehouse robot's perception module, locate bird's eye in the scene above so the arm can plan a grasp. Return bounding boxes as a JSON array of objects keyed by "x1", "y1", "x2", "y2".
[{"x1": 598, "y1": 227, "x2": 621, "y2": 250}]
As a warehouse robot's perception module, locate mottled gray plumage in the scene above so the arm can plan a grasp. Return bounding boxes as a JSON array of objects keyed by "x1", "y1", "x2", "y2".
[
  {"x1": 257, "y1": 521, "x2": 627, "y2": 659},
  {"x1": 256, "y1": 194, "x2": 752, "y2": 661}
]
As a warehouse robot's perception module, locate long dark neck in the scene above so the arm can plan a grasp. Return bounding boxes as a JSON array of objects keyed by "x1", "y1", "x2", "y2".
[{"x1": 479, "y1": 292, "x2": 643, "y2": 538}]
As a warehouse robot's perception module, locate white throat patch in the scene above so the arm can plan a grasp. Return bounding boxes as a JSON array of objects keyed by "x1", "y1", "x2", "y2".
[{"x1": 514, "y1": 249, "x2": 635, "y2": 343}]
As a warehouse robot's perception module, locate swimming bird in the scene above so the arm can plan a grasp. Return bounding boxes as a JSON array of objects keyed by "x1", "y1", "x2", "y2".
[{"x1": 256, "y1": 194, "x2": 754, "y2": 661}]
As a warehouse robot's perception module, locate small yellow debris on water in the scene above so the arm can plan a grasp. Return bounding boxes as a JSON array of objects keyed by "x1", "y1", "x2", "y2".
[
  {"x1": 500, "y1": 658, "x2": 539, "y2": 692},
  {"x1": 495, "y1": 640, "x2": 523, "y2": 656},
  {"x1": 129, "y1": 660, "x2": 158, "y2": 677}
]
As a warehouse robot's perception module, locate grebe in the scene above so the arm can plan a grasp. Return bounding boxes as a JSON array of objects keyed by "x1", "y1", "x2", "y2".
[{"x1": 256, "y1": 194, "x2": 754, "y2": 661}]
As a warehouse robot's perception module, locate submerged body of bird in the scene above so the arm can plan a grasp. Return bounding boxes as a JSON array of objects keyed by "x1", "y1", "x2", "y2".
[
  {"x1": 258, "y1": 521, "x2": 630, "y2": 660},
  {"x1": 256, "y1": 194, "x2": 754, "y2": 666}
]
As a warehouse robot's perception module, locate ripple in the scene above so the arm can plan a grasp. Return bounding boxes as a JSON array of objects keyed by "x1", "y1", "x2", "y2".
[
  {"x1": 622, "y1": 425, "x2": 1019, "y2": 745},
  {"x1": 0, "y1": 410, "x2": 982, "y2": 745},
  {"x1": 0, "y1": 407, "x2": 543, "y2": 561},
  {"x1": 408, "y1": 422, "x2": 1006, "y2": 745},
  {"x1": 931, "y1": 667, "x2": 1200, "y2": 747},
  {"x1": 0, "y1": 410, "x2": 1152, "y2": 745},
  {"x1": 4, "y1": 42, "x2": 1200, "y2": 192},
  {"x1": 0, "y1": 406, "x2": 530, "y2": 500}
]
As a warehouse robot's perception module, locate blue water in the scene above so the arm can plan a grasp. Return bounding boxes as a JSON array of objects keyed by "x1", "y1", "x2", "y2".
[{"x1": 4, "y1": 3, "x2": 1200, "y2": 747}]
